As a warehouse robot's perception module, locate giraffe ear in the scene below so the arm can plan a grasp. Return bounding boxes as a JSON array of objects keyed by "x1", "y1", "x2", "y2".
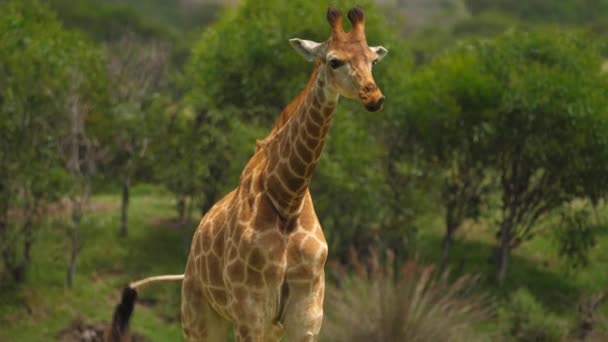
[
  {"x1": 289, "y1": 38, "x2": 327, "y2": 62},
  {"x1": 371, "y1": 46, "x2": 388, "y2": 61}
]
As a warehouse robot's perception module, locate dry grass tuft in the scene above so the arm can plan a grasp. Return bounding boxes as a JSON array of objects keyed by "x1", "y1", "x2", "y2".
[{"x1": 322, "y1": 248, "x2": 494, "y2": 342}]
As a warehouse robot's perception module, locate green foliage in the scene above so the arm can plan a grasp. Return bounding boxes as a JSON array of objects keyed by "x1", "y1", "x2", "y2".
[
  {"x1": 312, "y1": 113, "x2": 391, "y2": 257},
  {"x1": 0, "y1": 192, "x2": 185, "y2": 341},
  {"x1": 399, "y1": 28, "x2": 608, "y2": 281},
  {"x1": 479, "y1": 29, "x2": 608, "y2": 240},
  {"x1": 464, "y1": 0, "x2": 608, "y2": 25},
  {"x1": 0, "y1": 0, "x2": 107, "y2": 281},
  {"x1": 46, "y1": 0, "x2": 175, "y2": 42},
  {"x1": 553, "y1": 203, "x2": 604, "y2": 269},
  {"x1": 498, "y1": 288, "x2": 566, "y2": 341},
  {"x1": 452, "y1": 10, "x2": 520, "y2": 38},
  {"x1": 322, "y1": 252, "x2": 492, "y2": 341}
]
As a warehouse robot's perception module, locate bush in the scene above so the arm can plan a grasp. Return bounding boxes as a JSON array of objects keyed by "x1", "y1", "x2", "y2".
[
  {"x1": 322, "y1": 250, "x2": 493, "y2": 341},
  {"x1": 498, "y1": 288, "x2": 566, "y2": 341}
]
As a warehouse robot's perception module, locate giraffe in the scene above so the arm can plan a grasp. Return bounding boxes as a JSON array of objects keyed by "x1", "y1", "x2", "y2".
[{"x1": 107, "y1": 6, "x2": 387, "y2": 342}]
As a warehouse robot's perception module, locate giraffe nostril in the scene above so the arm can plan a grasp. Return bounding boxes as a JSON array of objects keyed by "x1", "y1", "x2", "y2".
[{"x1": 363, "y1": 83, "x2": 377, "y2": 93}]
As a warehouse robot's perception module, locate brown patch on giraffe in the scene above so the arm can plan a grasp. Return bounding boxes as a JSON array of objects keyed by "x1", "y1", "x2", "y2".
[
  {"x1": 322, "y1": 106, "x2": 334, "y2": 117},
  {"x1": 296, "y1": 143, "x2": 313, "y2": 164},
  {"x1": 257, "y1": 232, "x2": 286, "y2": 261},
  {"x1": 274, "y1": 162, "x2": 303, "y2": 193},
  {"x1": 211, "y1": 288, "x2": 228, "y2": 307},
  {"x1": 226, "y1": 260, "x2": 245, "y2": 283},
  {"x1": 279, "y1": 216, "x2": 300, "y2": 234},
  {"x1": 266, "y1": 174, "x2": 294, "y2": 206},
  {"x1": 237, "y1": 236, "x2": 254, "y2": 260},
  {"x1": 312, "y1": 95, "x2": 322, "y2": 110},
  {"x1": 304, "y1": 116, "x2": 322, "y2": 137},
  {"x1": 246, "y1": 265, "x2": 265, "y2": 288},
  {"x1": 212, "y1": 229, "x2": 225, "y2": 257},
  {"x1": 201, "y1": 229, "x2": 213, "y2": 252},
  {"x1": 238, "y1": 205, "x2": 254, "y2": 223},
  {"x1": 248, "y1": 248, "x2": 266, "y2": 271},
  {"x1": 207, "y1": 258, "x2": 223, "y2": 286},
  {"x1": 301, "y1": 133, "x2": 319, "y2": 153},
  {"x1": 213, "y1": 209, "x2": 226, "y2": 227},
  {"x1": 263, "y1": 264, "x2": 284, "y2": 284},
  {"x1": 309, "y1": 108, "x2": 324, "y2": 125},
  {"x1": 252, "y1": 196, "x2": 279, "y2": 231},
  {"x1": 286, "y1": 233, "x2": 306, "y2": 262},
  {"x1": 289, "y1": 151, "x2": 307, "y2": 175},
  {"x1": 227, "y1": 244, "x2": 239, "y2": 261}
]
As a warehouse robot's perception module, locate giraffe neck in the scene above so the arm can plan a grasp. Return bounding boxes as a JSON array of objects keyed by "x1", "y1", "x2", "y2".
[{"x1": 262, "y1": 64, "x2": 338, "y2": 221}]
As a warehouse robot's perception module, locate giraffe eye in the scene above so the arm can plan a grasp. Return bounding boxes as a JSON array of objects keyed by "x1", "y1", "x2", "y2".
[
  {"x1": 372, "y1": 58, "x2": 379, "y2": 66},
  {"x1": 328, "y1": 58, "x2": 345, "y2": 69}
]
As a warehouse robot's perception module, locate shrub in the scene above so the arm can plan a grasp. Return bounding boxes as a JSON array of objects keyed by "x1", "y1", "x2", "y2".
[
  {"x1": 322, "y1": 250, "x2": 493, "y2": 342},
  {"x1": 498, "y1": 288, "x2": 566, "y2": 341}
]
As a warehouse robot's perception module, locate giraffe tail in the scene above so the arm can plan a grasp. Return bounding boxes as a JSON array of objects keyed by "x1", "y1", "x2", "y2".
[{"x1": 106, "y1": 274, "x2": 185, "y2": 342}]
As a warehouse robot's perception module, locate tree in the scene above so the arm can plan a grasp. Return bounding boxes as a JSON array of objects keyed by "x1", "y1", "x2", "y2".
[
  {"x1": 395, "y1": 47, "x2": 497, "y2": 270},
  {"x1": 60, "y1": 40, "x2": 107, "y2": 288},
  {"x1": 464, "y1": 0, "x2": 608, "y2": 25},
  {"x1": 0, "y1": 0, "x2": 72, "y2": 282},
  {"x1": 0, "y1": 0, "x2": 106, "y2": 283},
  {"x1": 480, "y1": 31, "x2": 608, "y2": 285},
  {"x1": 105, "y1": 32, "x2": 170, "y2": 237},
  {"x1": 400, "y1": 29, "x2": 608, "y2": 284}
]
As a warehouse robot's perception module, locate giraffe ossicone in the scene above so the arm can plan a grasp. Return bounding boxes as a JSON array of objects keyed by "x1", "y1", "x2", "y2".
[{"x1": 107, "y1": 6, "x2": 387, "y2": 342}]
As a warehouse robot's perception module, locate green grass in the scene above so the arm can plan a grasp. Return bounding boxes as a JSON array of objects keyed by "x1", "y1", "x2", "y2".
[
  {"x1": 0, "y1": 186, "x2": 190, "y2": 341},
  {"x1": 1, "y1": 186, "x2": 607, "y2": 341},
  {"x1": 414, "y1": 206, "x2": 608, "y2": 333}
]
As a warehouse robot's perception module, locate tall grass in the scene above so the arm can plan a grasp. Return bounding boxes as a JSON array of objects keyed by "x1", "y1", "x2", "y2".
[{"x1": 322, "y1": 249, "x2": 493, "y2": 342}]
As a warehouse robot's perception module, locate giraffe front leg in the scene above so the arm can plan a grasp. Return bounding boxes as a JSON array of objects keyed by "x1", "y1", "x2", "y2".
[
  {"x1": 182, "y1": 276, "x2": 231, "y2": 342},
  {"x1": 233, "y1": 323, "x2": 267, "y2": 342},
  {"x1": 282, "y1": 273, "x2": 325, "y2": 342}
]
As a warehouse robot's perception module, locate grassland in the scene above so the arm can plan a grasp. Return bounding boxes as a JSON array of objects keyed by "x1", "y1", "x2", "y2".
[{"x1": 1, "y1": 185, "x2": 607, "y2": 341}]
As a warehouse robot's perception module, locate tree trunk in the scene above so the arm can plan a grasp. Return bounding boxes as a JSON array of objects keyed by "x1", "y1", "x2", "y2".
[
  {"x1": 176, "y1": 194, "x2": 186, "y2": 223},
  {"x1": 186, "y1": 196, "x2": 193, "y2": 222},
  {"x1": 119, "y1": 176, "x2": 130, "y2": 237},
  {"x1": 496, "y1": 219, "x2": 512, "y2": 286},
  {"x1": 440, "y1": 219, "x2": 457, "y2": 272},
  {"x1": 440, "y1": 180, "x2": 460, "y2": 272},
  {"x1": 0, "y1": 176, "x2": 12, "y2": 278},
  {"x1": 15, "y1": 198, "x2": 36, "y2": 283},
  {"x1": 66, "y1": 199, "x2": 82, "y2": 288}
]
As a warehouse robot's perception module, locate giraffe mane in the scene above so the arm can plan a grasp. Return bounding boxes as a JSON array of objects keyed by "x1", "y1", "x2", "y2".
[{"x1": 256, "y1": 61, "x2": 322, "y2": 152}]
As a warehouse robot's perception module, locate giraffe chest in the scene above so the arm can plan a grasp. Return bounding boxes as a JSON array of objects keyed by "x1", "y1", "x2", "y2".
[{"x1": 191, "y1": 191, "x2": 328, "y2": 324}]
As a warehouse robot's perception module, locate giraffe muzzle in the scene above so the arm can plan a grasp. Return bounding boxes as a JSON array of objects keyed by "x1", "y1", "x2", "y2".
[{"x1": 365, "y1": 96, "x2": 385, "y2": 112}]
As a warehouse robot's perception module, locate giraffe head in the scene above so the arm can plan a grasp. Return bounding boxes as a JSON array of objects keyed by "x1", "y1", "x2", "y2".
[{"x1": 289, "y1": 7, "x2": 388, "y2": 112}]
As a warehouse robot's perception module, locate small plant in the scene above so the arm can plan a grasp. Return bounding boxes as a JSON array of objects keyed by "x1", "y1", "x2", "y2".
[
  {"x1": 321, "y1": 248, "x2": 493, "y2": 342},
  {"x1": 498, "y1": 288, "x2": 566, "y2": 341}
]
